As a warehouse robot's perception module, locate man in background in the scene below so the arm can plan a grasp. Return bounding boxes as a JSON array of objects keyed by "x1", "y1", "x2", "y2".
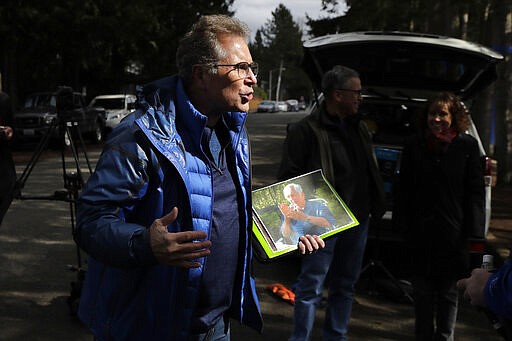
[{"x1": 278, "y1": 65, "x2": 385, "y2": 340}]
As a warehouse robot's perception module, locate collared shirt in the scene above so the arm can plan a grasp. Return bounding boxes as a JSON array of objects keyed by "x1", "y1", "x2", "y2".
[{"x1": 190, "y1": 120, "x2": 241, "y2": 333}]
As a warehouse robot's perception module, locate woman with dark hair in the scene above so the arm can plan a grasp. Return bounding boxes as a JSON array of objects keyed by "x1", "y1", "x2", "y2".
[{"x1": 395, "y1": 92, "x2": 485, "y2": 340}]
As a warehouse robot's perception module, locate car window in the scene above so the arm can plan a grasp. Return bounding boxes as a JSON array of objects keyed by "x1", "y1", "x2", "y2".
[
  {"x1": 92, "y1": 98, "x2": 126, "y2": 110},
  {"x1": 24, "y1": 94, "x2": 56, "y2": 109},
  {"x1": 361, "y1": 100, "x2": 421, "y2": 146}
]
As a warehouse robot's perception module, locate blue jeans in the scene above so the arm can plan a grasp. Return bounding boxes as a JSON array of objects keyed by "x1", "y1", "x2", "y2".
[
  {"x1": 412, "y1": 276, "x2": 458, "y2": 341},
  {"x1": 188, "y1": 317, "x2": 230, "y2": 341},
  {"x1": 289, "y1": 218, "x2": 369, "y2": 341}
]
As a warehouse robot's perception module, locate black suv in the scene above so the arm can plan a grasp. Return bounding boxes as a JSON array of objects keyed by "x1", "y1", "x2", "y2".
[
  {"x1": 14, "y1": 88, "x2": 106, "y2": 147},
  {"x1": 302, "y1": 31, "x2": 503, "y2": 256}
]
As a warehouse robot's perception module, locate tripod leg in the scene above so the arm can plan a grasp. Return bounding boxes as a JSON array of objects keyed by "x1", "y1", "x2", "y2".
[
  {"x1": 69, "y1": 121, "x2": 93, "y2": 174},
  {"x1": 375, "y1": 261, "x2": 414, "y2": 303},
  {"x1": 16, "y1": 120, "x2": 58, "y2": 191},
  {"x1": 67, "y1": 190, "x2": 82, "y2": 268},
  {"x1": 360, "y1": 260, "x2": 374, "y2": 274},
  {"x1": 360, "y1": 218, "x2": 414, "y2": 304},
  {"x1": 64, "y1": 171, "x2": 85, "y2": 316},
  {"x1": 62, "y1": 123, "x2": 89, "y2": 187},
  {"x1": 60, "y1": 122, "x2": 89, "y2": 315}
]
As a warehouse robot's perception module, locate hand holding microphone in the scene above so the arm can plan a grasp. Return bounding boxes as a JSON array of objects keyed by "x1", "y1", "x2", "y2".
[{"x1": 457, "y1": 255, "x2": 508, "y2": 338}]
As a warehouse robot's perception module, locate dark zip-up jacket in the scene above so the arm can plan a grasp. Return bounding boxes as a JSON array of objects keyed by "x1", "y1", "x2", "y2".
[{"x1": 278, "y1": 103, "x2": 385, "y2": 221}]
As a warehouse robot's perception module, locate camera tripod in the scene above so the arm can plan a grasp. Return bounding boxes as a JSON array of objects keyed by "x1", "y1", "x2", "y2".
[
  {"x1": 12, "y1": 117, "x2": 92, "y2": 315},
  {"x1": 360, "y1": 218, "x2": 414, "y2": 304}
]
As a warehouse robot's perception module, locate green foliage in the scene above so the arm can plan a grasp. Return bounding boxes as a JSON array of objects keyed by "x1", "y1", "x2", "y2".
[
  {"x1": 309, "y1": 0, "x2": 497, "y2": 43},
  {"x1": 252, "y1": 85, "x2": 268, "y2": 101},
  {"x1": 0, "y1": 0, "x2": 234, "y2": 103},
  {"x1": 250, "y1": 4, "x2": 312, "y2": 102}
]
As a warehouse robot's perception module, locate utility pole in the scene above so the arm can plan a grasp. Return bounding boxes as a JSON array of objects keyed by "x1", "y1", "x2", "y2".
[
  {"x1": 269, "y1": 71, "x2": 272, "y2": 101},
  {"x1": 276, "y1": 60, "x2": 284, "y2": 102},
  {"x1": 269, "y1": 61, "x2": 285, "y2": 102}
]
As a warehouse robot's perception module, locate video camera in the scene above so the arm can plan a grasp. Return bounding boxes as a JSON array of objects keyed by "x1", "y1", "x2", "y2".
[{"x1": 54, "y1": 86, "x2": 75, "y2": 122}]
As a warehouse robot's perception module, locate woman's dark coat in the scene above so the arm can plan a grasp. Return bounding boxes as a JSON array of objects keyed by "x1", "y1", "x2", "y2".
[{"x1": 395, "y1": 133, "x2": 485, "y2": 278}]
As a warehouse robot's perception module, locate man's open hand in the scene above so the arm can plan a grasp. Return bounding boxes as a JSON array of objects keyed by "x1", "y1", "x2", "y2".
[{"x1": 149, "y1": 207, "x2": 212, "y2": 268}]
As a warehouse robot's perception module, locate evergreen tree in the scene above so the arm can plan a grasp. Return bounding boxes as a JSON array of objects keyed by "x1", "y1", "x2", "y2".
[
  {"x1": 0, "y1": 0, "x2": 234, "y2": 103},
  {"x1": 252, "y1": 4, "x2": 312, "y2": 102}
]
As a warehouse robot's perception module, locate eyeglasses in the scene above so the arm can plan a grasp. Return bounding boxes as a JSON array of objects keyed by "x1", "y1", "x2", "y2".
[
  {"x1": 214, "y1": 61, "x2": 259, "y2": 78},
  {"x1": 337, "y1": 88, "x2": 363, "y2": 96}
]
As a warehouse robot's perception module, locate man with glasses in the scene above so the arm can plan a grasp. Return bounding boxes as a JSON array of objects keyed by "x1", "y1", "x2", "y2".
[
  {"x1": 74, "y1": 14, "x2": 324, "y2": 341},
  {"x1": 278, "y1": 65, "x2": 385, "y2": 340}
]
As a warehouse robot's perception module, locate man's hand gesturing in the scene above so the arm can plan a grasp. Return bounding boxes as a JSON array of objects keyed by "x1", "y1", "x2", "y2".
[{"x1": 149, "y1": 207, "x2": 212, "y2": 268}]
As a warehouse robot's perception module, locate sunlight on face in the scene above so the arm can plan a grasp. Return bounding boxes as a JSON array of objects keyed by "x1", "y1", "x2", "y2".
[{"x1": 205, "y1": 34, "x2": 257, "y2": 115}]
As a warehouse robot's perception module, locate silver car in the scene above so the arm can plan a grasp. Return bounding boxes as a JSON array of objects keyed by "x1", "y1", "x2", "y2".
[
  {"x1": 257, "y1": 100, "x2": 278, "y2": 113},
  {"x1": 88, "y1": 94, "x2": 136, "y2": 132}
]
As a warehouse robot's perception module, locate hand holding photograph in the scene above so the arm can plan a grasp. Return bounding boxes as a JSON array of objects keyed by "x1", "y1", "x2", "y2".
[{"x1": 252, "y1": 170, "x2": 359, "y2": 262}]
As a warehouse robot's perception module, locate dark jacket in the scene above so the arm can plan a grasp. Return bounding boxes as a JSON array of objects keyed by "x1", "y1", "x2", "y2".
[
  {"x1": 75, "y1": 76, "x2": 262, "y2": 340},
  {"x1": 278, "y1": 103, "x2": 385, "y2": 220},
  {"x1": 0, "y1": 91, "x2": 15, "y2": 225},
  {"x1": 396, "y1": 132, "x2": 485, "y2": 278},
  {"x1": 0, "y1": 91, "x2": 13, "y2": 153},
  {"x1": 486, "y1": 260, "x2": 512, "y2": 320}
]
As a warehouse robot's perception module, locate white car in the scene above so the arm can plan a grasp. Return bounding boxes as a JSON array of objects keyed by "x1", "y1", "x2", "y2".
[
  {"x1": 276, "y1": 101, "x2": 288, "y2": 112},
  {"x1": 286, "y1": 99, "x2": 299, "y2": 111},
  {"x1": 88, "y1": 94, "x2": 136, "y2": 132},
  {"x1": 257, "y1": 100, "x2": 278, "y2": 113}
]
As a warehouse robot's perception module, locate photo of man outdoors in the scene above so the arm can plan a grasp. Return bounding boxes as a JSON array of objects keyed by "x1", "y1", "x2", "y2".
[{"x1": 278, "y1": 183, "x2": 336, "y2": 246}]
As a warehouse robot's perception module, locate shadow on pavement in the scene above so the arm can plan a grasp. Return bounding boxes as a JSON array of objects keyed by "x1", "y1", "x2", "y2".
[{"x1": 1, "y1": 146, "x2": 510, "y2": 340}]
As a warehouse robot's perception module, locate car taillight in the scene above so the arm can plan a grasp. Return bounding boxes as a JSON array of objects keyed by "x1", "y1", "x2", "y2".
[
  {"x1": 470, "y1": 240, "x2": 486, "y2": 253},
  {"x1": 484, "y1": 156, "x2": 492, "y2": 175},
  {"x1": 484, "y1": 156, "x2": 497, "y2": 187}
]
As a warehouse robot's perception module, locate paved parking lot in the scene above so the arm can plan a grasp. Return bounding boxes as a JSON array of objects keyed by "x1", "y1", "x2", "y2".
[{"x1": 1, "y1": 115, "x2": 511, "y2": 340}]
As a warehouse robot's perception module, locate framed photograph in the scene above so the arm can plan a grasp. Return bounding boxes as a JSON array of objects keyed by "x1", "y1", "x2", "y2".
[{"x1": 251, "y1": 169, "x2": 359, "y2": 262}]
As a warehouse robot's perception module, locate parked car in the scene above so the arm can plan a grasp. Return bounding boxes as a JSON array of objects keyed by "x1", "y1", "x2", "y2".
[
  {"x1": 257, "y1": 100, "x2": 278, "y2": 113},
  {"x1": 286, "y1": 99, "x2": 299, "y2": 111},
  {"x1": 276, "y1": 101, "x2": 288, "y2": 112},
  {"x1": 298, "y1": 99, "x2": 307, "y2": 111},
  {"x1": 88, "y1": 94, "x2": 136, "y2": 133},
  {"x1": 302, "y1": 31, "x2": 503, "y2": 255},
  {"x1": 13, "y1": 87, "x2": 106, "y2": 146}
]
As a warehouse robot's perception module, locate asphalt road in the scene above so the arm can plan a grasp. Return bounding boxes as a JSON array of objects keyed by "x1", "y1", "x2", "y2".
[{"x1": 0, "y1": 111, "x2": 508, "y2": 340}]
